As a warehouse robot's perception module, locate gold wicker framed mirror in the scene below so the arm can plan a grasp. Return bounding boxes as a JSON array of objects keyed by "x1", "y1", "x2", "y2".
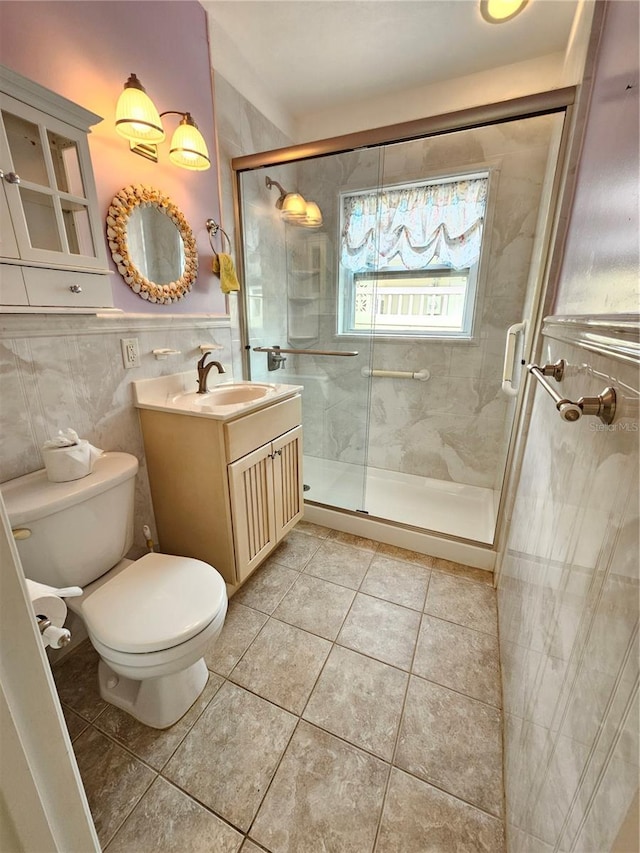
[{"x1": 106, "y1": 185, "x2": 197, "y2": 303}]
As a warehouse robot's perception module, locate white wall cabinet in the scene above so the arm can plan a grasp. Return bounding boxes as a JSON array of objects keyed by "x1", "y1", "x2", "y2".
[
  {"x1": 138, "y1": 396, "x2": 304, "y2": 590},
  {"x1": 0, "y1": 66, "x2": 112, "y2": 310}
]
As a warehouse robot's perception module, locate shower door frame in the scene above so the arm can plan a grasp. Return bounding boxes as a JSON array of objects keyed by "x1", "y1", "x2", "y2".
[{"x1": 232, "y1": 87, "x2": 577, "y2": 549}]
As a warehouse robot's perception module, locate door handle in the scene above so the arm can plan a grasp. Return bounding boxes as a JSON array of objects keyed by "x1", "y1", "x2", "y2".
[{"x1": 502, "y1": 322, "x2": 525, "y2": 397}]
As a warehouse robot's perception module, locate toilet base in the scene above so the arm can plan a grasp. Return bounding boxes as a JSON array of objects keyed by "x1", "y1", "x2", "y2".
[{"x1": 98, "y1": 657, "x2": 209, "y2": 729}]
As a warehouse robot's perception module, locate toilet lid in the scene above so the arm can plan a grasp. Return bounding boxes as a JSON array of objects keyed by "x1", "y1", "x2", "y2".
[{"x1": 82, "y1": 553, "x2": 226, "y2": 654}]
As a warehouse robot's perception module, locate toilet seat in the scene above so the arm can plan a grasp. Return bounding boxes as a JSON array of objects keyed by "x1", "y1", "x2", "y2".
[
  {"x1": 81, "y1": 552, "x2": 226, "y2": 654},
  {"x1": 89, "y1": 603, "x2": 227, "y2": 681}
]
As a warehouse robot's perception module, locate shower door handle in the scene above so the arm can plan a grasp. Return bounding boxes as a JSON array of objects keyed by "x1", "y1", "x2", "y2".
[{"x1": 501, "y1": 322, "x2": 525, "y2": 397}]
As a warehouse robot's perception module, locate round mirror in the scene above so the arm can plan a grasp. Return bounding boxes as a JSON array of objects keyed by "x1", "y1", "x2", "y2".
[{"x1": 107, "y1": 185, "x2": 197, "y2": 303}]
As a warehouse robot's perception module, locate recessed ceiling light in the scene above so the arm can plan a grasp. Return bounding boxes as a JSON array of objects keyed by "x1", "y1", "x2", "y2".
[{"x1": 480, "y1": 0, "x2": 529, "y2": 24}]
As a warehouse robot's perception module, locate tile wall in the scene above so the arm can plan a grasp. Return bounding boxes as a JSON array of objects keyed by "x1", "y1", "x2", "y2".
[
  {"x1": 0, "y1": 313, "x2": 233, "y2": 551},
  {"x1": 498, "y1": 326, "x2": 639, "y2": 851},
  {"x1": 213, "y1": 73, "x2": 294, "y2": 380}
]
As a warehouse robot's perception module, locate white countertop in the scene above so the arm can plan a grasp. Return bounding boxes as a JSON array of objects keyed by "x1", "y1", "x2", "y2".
[{"x1": 132, "y1": 372, "x2": 303, "y2": 422}]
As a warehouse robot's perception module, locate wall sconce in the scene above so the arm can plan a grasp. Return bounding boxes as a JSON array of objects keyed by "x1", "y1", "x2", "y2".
[
  {"x1": 479, "y1": 0, "x2": 528, "y2": 23},
  {"x1": 265, "y1": 176, "x2": 323, "y2": 228},
  {"x1": 115, "y1": 73, "x2": 210, "y2": 171}
]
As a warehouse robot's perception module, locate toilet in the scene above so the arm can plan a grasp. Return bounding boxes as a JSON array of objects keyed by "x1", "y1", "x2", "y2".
[{"x1": 1, "y1": 451, "x2": 228, "y2": 729}]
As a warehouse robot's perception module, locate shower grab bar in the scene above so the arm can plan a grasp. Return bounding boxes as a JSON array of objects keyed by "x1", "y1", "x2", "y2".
[
  {"x1": 253, "y1": 346, "x2": 358, "y2": 357},
  {"x1": 502, "y1": 321, "x2": 525, "y2": 397},
  {"x1": 527, "y1": 359, "x2": 616, "y2": 424},
  {"x1": 361, "y1": 367, "x2": 430, "y2": 381}
]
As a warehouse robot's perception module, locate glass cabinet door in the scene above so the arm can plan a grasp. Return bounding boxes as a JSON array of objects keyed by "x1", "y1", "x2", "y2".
[{"x1": 0, "y1": 93, "x2": 103, "y2": 269}]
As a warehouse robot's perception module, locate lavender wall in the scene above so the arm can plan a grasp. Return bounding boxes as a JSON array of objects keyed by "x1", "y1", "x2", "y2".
[{"x1": 0, "y1": 0, "x2": 226, "y2": 315}]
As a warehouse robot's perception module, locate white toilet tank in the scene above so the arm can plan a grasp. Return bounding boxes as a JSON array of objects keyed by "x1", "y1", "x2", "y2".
[{"x1": 1, "y1": 452, "x2": 139, "y2": 588}]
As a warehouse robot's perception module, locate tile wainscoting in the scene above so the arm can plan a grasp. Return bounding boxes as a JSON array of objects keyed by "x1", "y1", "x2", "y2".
[{"x1": 0, "y1": 312, "x2": 233, "y2": 554}]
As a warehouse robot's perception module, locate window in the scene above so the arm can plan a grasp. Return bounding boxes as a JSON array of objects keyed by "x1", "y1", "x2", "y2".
[{"x1": 338, "y1": 173, "x2": 488, "y2": 338}]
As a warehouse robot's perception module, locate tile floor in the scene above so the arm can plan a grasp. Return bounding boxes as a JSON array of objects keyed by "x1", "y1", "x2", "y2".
[{"x1": 54, "y1": 521, "x2": 505, "y2": 852}]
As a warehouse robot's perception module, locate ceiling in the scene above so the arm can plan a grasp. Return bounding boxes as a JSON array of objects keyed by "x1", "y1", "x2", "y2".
[{"x1": 204, "y1": 0, "x2": 578, "y2": 119}]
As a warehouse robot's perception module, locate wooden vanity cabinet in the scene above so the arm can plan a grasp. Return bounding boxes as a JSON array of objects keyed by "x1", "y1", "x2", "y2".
[{"x1": 138, "y1": 395, "x2": 303, "y2": 589}]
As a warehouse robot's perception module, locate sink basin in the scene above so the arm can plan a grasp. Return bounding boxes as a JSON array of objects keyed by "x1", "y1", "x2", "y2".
[
  {"x1": 133, "y1": 373, "x2": 303, "y2": 422},
  {"x1": 173, "y1": 384, "x2": 272, "y2": 407}
]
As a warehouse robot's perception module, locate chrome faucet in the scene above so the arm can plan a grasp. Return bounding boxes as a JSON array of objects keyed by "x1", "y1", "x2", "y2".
[{"x1": 197, "y1": 352, "x2": 225, "y2": 393}]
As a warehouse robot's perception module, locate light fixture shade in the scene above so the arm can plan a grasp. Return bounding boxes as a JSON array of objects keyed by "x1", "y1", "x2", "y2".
[
  {"x1": 115, "y1": 74, "x2": 165, "y2": 143},
  {"x1": 281, "y1": 193, "x2": 307, "y2": 221},
  {"x1": 169, "y1": 116, "x2": 211, "y2": 171},
  {"x1": 480, "y1": 0, "x2": 528, "y2": 23},
  {"x1": 302, "y1": 201, "x2": 323, "y2": 227}
]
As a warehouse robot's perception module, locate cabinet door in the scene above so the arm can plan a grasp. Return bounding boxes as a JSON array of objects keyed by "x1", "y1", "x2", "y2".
[
  {"x1": 0, "y1": 94, "x2": 106, "y2": 271},
  {"x1": 228, "y1": 441, "x2": 277, "y2": 583},
  {"x1": 272, "y1": 425, "x2": 304, "y2": 540}
]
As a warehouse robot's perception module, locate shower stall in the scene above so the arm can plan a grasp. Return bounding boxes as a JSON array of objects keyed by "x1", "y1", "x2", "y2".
[{"x1": 233, "y1": 92, "x2": 571, "y2": 559}]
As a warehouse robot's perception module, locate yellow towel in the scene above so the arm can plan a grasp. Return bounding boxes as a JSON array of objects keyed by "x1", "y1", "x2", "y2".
[{"x1": 212, "y1": 252, "x2": 240, "y2": 293}]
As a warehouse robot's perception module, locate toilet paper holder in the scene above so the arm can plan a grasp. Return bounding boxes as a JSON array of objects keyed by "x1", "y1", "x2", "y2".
[{"x1": 36, "y1": 614, "x2": 71, "y2": 648}]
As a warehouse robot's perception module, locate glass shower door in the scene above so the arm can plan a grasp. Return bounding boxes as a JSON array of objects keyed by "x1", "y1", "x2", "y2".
[
  {"x1": 238, "y1": 147, "x2": 382, "y2": 513},
  {"x1": 363, "y1": 112, "x2": 565, "y2": 541}
]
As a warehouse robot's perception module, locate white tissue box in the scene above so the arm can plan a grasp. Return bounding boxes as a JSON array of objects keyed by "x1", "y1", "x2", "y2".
[{"x1": 42, "y1": 440, "x2": 99, "y2": 482}]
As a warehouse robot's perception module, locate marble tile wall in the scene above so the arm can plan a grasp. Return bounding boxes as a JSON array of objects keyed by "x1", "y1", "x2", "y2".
[
  {"x1": 236, "y1": 112, "x2": 562, "y2": 490},
  {"x1": 213, "y1": 73, "x2": 294, "y2": 380},
  {"x1": 497, "y1": 330, "x2": 639, "y2": 852},
  {"x1": 0, "y1": 313, "x2": 233, "y2": 552}
]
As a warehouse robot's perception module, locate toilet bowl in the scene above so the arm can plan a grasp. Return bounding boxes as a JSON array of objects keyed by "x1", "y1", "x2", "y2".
[{"x1": 1, "y1": 452, "x2": 228, "y2": 729}]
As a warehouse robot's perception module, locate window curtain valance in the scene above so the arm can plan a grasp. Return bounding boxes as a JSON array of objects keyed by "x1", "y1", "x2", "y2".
[{"x1": 341, "y1": 177, "x2": 488, "y2": 272}]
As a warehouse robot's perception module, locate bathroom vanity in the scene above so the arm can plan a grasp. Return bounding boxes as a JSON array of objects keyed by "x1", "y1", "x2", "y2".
[{"x1": 134, "y1": 373, "x2": 304, "y2": 589}]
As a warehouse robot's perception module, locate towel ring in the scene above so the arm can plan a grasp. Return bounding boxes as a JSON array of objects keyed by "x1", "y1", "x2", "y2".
[{"x1": 206, "y1": 218, "x2": 232, "y2": 257}]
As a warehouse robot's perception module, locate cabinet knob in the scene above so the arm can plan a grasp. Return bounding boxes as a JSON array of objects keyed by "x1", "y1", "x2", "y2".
[
  {"x1": 69, "y1": 284, "x2": 83, "y2": 294},
  {"x1": 2, "y1": 171, "x2": 20, "y2": 185}
]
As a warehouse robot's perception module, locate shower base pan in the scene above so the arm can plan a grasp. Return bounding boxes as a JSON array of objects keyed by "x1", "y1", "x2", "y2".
[{"x1": 302, "y1": 456, "x2": 498, "y2": 569}]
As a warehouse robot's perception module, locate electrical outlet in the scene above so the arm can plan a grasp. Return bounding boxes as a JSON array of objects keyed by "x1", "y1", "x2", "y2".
[{"x1": 121, "y1": 337, "x2": 140, "y2": 369}]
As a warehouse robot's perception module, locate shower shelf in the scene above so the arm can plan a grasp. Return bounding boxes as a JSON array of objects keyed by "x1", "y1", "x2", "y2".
[{"x1": 286, "y1": 233, "x2": 326, "y2": 348}]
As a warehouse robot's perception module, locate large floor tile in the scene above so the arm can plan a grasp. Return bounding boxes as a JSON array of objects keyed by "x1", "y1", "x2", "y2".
[
  {"x1": 230, "y1": 619, "x2": 331, "y2": 714},
  {"x1": 232, "y1": 560, "x2": 299, "y2": 614},
  {"x1": 375, "y1": 768, "x2": 505, "y2": 852},
  {"x1": 337, "y1": 593, "x2": 421, "y2": 670},
  {"x1": 163, "y1": 682, "x2": 297, "y2": 832},
  {"x1": 376, "y1": 543, "x2": 493, "y2": 584},
  {"x1": 204, "y1": 602, "x2": 268, "y2": 676},
  {"x1": 361, "y1": 556, "x2": 430, "y2": 611},
  {"x1": 425, "y1": 571, "x2": 498, "y2": 635},
  {"x1": 273, "y1": 574, "x2": 356, "y2": 640},
  {"x1": 73, "y1": 727, "x2": 155, "y2": 847},
  {"x1": 304, "y1": 540, "x2": 374, "y2": 589},
  {"x1": 413, "y1": 615, "x2": 501, "y2": 707},
  {"x1": 269, "y1": 531, "x2": 323, "y2": 569},
  {"x1": 303, "y1": 646, "x2": 408, "y2": 761},
  {"x1": 95, "y1": 673, "x2": 224, "y2": 770},
  {"x1": 53, "y1": 640, "x2": 107, "y2": 721},
  {"x1": 250, "y1": 721, "x2": 388, "y2": 853},
  {"x1": 395, "y1": 676, "x2": 503, "y2": 817},
  {"x1": 106, "y1": 777, "x2": 243, "y2": 853}
]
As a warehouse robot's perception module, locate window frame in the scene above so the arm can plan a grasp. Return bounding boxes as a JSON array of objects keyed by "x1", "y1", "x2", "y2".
[{"x1": 336, "y1": 169, "x2": 491, "y2": 342}]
